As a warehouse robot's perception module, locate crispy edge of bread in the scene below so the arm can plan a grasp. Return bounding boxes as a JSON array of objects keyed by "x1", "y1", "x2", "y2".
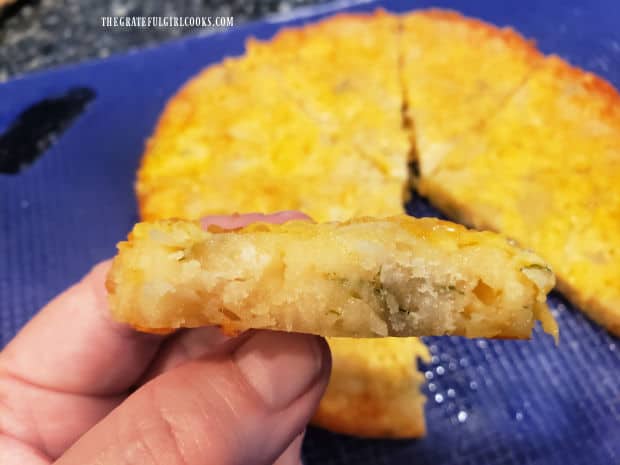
[{"x1": 410, "y1": 8, "x2": 540, "y2": 52}]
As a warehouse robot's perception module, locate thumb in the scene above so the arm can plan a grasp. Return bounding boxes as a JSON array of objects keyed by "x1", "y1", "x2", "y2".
[{"x1": 55, "y1": 331, "x2": 331, "y2": 465}]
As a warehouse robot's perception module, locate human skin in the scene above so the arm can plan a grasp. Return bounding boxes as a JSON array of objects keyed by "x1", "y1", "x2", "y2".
[{"x1": 0, "y1": 211, "x2": 331, "y2": 465}]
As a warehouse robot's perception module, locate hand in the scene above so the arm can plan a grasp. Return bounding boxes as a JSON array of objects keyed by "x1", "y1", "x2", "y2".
[{"x1": 0, "y1": 212, "x2": 331, "y2": 465}]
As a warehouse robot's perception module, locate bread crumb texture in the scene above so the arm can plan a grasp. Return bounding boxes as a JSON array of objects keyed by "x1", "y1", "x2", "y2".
[{"x1": 107, "y1": 216, "x2": 557, "y2": 339}]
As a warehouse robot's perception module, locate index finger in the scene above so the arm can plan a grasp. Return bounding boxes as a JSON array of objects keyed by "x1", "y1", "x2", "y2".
[
  {"x1": 0, "y1": 211, "x2": 312, "y2": 396},
  {"x1": 0, "y1": 260, "x2": 165, "y2": 396}
]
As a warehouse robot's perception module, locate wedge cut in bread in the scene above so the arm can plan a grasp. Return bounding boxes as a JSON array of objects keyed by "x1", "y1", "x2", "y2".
[
  {"x1": 400, "y1": 10, "x2": 543, "y2": 178},
  {"x1": 312, "y1": 337, "x2": 430, "y2": 438},
  {"x1": 414, "y1": 55, "x2": 620, "y2": 335},
  {"x1": 137, "y1": 11, "x2": 408, "y2": 223},
  {"x1": 107, "y1": 216, "x2": 557, "y2": 339}
]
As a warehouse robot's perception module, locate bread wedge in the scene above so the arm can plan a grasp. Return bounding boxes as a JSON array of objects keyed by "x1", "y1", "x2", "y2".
[
  {"x1": 415, "y1": 56, "x2": 620, "y2": 335},
  {"x1": 313, "y1": 337, "x2": 430, "y2": 438},
  {"x1": 401, "y1": 10, "x2": 542, "y2": 177},
  {"x1": 137, "y1": 11, "x2": 408, "y2": 223},
  {"x1": 107, "y1": 216, "x2": 557, "y2": 339}
]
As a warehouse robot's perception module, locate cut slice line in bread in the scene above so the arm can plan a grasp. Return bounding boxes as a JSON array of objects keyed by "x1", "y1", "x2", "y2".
[
  {"x1": 399, "y1": 9, "x2": 544, "y2": 181},
  {"x1": 415, "y1": 55, "x2": 620, "y2": 335}
]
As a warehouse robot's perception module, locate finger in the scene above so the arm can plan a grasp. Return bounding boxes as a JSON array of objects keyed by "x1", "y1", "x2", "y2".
[
  {"x1": 0, "y1": 211, "x2": 310, "y2": 397},
  {"x1": 0, "y1": 260, "x2": 165, "y2": 396},
  {"x1": 273, "y1": 430, "x2": 305, "y2": 465},
  {"x1": 139, "y1": 327, "x2": 243, "y2": 382},
  {"x1": 0, "y1": 212, "x2": 313, "y2": 460},
  {"x1": 56, "y1": 332, "x2": 331, "y2": 465},
  {"x1": 0, "y1": 261, "x2": 165, "y2": 459},
  {"x1": 0, "y1": 374, "x2": 122, "y2": 459},
  {"x1": 0, "y1": 434, "x2": 50, "y2": 465},
  {"x1": 201, "y1": 211, "x2": 311, "y2": 230}
]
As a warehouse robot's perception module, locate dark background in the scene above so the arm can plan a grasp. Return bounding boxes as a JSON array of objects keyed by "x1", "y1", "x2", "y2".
[{"x1": 0, "y1": 0, "x2": 328, "y2": 82}]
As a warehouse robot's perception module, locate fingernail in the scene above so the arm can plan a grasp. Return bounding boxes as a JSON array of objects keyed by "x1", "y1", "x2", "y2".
[
  {"x1": 273, "y1": 210, "x2": 300, "y2": 217},
  {"x1": 234, "y1": 332, "x2": 326, "y2": 410},
  {"x1": 273, "y1": 430, "x2": 305, "y2": 465},
  {"x1": 273, "y1": 211, "x2": 311, "y2": 222},
  {"x1": 177, "y1": 327, "x2": 234, "y2": 358}
]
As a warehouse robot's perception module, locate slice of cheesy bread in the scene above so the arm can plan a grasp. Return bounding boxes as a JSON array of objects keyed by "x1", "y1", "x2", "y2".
[
  {"x1": 107, "y1": 216, "x2": 557, "y2": 339},
  {"x1": 137, "y1": 11, "x2": 409, "y2": 223},
  {"x1": 400, "y1": 9, "x2": 543, "y2": 178},
  {"x1": 415, "y1": 56, "x2": 620, "y2": 335},
  {"x1": 312, "y1": 337, "x2": 430, "y2": 438}
]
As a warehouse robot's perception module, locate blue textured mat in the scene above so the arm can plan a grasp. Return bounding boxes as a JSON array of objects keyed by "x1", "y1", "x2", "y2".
[{"x1": 1, "y1": 1, "x2": 619, "y2": 464}]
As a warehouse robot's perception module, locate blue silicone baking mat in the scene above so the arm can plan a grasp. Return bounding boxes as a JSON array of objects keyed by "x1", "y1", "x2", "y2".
[{"x1": 1, "y1": 1, "x2": 619, "y2": 464}]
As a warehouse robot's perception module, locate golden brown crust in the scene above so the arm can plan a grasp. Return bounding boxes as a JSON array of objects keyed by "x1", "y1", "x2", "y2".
[
  {"x1": 311, "y1": 391, "x2": 426, "y2": 438},
  {"x1": 543, "y1": 55, "x2": 620, "y2": 117},
  {"x1": 417, "y1": 9, "x2": 539, "y2": 52}
]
